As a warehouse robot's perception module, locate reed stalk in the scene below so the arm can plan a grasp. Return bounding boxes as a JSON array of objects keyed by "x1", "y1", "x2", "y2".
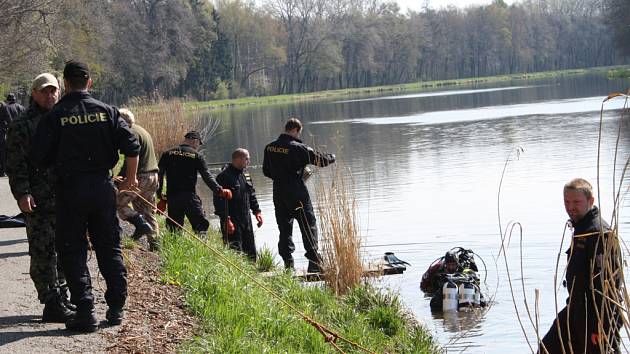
[
  {"x1": 315, "y1": 162, "x2": 364, "y2": 296},
  {"x1": 129, "y1": 98, "x2": 218, "y2": 156}
]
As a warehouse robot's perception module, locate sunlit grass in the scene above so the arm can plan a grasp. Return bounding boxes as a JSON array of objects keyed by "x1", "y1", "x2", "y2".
[
  {"x1": 159, "y1": 228, "x2": 441, "y2": 353},
  {"x1": 256, "y1": 246, "x2": 276, "y2": 272}
]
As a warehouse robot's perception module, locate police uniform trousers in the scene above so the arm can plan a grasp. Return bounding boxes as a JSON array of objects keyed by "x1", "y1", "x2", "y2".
[
  {"x1": 25, "y1": 210, "x2": 66, "y2": 303},
  {"x1": 273, "y1": 183, "x2": 320, "y2": 265},
  {"x1": 221, "y1": 219, "x2": 257, "y2": 261},
  {"x1": 539, "y1": 300, "x2": 620, "y2": 354},
  {"x1": 166, "y1": 191, "x2": 209, "y2": 233},
  {"x1": 55, "y1": 173, "x2": 127, "y2": 314}
]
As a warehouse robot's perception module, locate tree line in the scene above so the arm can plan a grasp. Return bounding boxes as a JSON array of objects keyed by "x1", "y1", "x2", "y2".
[{"x1": 0, "y1": 0, "x2": 627, "y2": 105}]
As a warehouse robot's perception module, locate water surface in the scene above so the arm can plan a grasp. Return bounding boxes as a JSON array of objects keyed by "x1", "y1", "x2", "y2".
[{"x1": 196, "y1": 74, "x2": 630, "y2": 352}]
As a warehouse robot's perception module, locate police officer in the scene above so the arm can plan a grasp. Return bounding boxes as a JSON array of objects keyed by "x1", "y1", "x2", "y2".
[
  {"x1": 263, "y1": 117, "x2": 335, "y2": 272},
  {"x1": 214, "y1": 148, "x2": 262, "y2": 261},
  {"x1": 116, "y1": 108, "x2": 158, "y2": 249},
  {"x1": 31, "y1": 61, "x2": 140, "y2": 332},
  {"x1": 5, "y1": 73, "x2": 75, "y2": 322},
  {"x1": 0, "y1": 93, "x2": 25, "y2": 176},
  {"x1": 539, "y1": 178, "x2": 621, "y2": 354},
  {"x1": 157, "y1": 130, "x2": 230, "y2": 235}
]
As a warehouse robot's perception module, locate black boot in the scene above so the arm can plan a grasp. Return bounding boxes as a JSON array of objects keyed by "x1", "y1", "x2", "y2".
[
  {"x1": 307, "y1": 260, "x2": 323, "y2": 274},
  {"x1": 106, "y1": 306, "x2": 124, "y2": 326},
  {"x1": 129, "y1": 214, "x2": 153, "y2": 240},
  {"x1": 42, "y1": 296, "x2": 76, "y2": 323},
  {"x1": 65, "y1": 310, "x2": 98, "y2": 333},
  {"x1": 284, "y1": 259, "x2": 295, "y2": 271},
  {"x1": 59, "y1": 284, "x2": 77, "y2": 311}
]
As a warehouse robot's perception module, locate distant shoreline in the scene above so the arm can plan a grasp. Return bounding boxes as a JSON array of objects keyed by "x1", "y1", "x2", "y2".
[{"x1": 182, "y1": 65, "x2": 630, "y2": 111}]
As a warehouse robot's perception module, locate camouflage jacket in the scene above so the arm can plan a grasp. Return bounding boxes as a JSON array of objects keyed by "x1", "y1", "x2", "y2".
[{"x1": 5, "y1": 103, "x2": 56, "y2": 212}]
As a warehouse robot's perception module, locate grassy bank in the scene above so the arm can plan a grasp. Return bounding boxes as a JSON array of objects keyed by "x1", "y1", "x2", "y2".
[
  {"x1": 183, "y1": 65, "x2": 630, "y2": 111},
  {"x1": 158, "y1": 229, "x2": 440, "y2": 353}
]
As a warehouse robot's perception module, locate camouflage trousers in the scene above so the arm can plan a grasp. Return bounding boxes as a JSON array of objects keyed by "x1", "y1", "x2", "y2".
[
  {"x1": 25, "y1": 210, "x2": 67, "y2": 304},
  {"x1": 116, "y1": 172, "x2": 159, "y2": 243}
]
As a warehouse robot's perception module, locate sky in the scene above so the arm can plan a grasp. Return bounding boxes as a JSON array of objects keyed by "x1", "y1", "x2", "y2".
[{"x1": 397, "y1": 0, "x2": 518, "y2": 12}]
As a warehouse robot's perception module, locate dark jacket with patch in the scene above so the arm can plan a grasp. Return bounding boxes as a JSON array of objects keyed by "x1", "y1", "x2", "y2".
[
  {"x1": 213, "y1": 164, "x2": 260, "y2": 230},
  {"x1": 157, "y1": 143, "x2": 220, "y2": 196},
  {"x1": 30, "y1": 91, "x2": 139, "y2": 175},
  {"x1": 262, "y1": 133, "x2": 335, "y2": 188}
]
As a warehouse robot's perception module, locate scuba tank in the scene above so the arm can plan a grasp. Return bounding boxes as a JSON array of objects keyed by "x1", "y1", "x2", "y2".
[
  {"x1": 442, "y1": 277, "x2": 459, "y2": 312},
  {"x1": 458, "y1": 282, "x2": 475, "y2": 308},
  {"x1": 473, "y1": 284, "x2": 481, "y2": 307}
]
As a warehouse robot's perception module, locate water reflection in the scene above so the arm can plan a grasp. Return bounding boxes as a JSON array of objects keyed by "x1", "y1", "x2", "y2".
[{"x1": 196, "y1": 74, "x2": 630, "y2": 353}]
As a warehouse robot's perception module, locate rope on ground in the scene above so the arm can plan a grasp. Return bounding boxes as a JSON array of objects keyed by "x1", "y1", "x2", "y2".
[{"x1": 125, "y1": 189, "x2": 375, "y2": 354}]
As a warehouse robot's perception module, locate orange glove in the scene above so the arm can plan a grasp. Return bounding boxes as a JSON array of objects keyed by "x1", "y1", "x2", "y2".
[
  {"x1": 218, "y1": 188, "x2": 232, "y2": 200},
  {"x1": 590, "y1": 333, "x2": 599, "y2": 345},
  {"x1": 157, "y1": 199, "x2": 167, "y2": 213},
  {"x1": 255, "y1": 212, "x2": 263, "y2": 228},
  {"x1": 226, "y1": 217, "x2": 235, "y2": 235}
]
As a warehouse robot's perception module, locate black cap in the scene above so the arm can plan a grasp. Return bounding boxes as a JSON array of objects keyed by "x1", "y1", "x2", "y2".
[
  {"x1": 63, "y1": 60, "x2": 90, "y2": 79},
  {"x1": 185, "y1": 130, "x2": 203, "y2": 144},
  {"x1": 6, "y1": 93, "x2": 16, "y2": 102}
]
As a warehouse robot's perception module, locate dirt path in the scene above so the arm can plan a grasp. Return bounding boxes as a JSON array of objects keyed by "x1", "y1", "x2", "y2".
[
  {"x1": 0, "y1": 176, "x2": 197, "y2": 354},
  {"x1": 0, "y1": 176, "x2": 115, "y2": 353}
]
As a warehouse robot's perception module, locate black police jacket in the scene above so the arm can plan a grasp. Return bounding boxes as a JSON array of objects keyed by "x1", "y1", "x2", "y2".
[
  {"x1": 565, "y1": 206, "x2": 616, "y2": 317},
  {"x1": 0, "y1": 102, "x2": 25, "y2": 133},
  {"x1": 213, "y1": 164, "x2": 260, "y2": 229},
  {"x1": 31, "y1": 91, "x2": 139, "y2": 175},
  {"x1": 157, "y1": 144, "x2": 221, "y2": 196},
  {"x1": 262, "y1": 133, "x2": 335, "y2": 186}
]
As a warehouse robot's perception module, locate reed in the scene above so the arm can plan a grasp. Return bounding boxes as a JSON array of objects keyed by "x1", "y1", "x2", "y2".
[
  {"x1": 129, "y1": 98, "x2": 219, "y2": 157},
  {"x1": 315, "y1": 162, "x2": 364, "y2": 296}
]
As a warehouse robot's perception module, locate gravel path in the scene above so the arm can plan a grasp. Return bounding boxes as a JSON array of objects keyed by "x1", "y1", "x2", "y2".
[{"x1": 0, "y1": 176, "x2": 115, "y2": 353}]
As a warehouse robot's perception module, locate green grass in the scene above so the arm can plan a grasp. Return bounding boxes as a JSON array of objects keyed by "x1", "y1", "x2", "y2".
[
  {"x1": 256, "y1": 246, "x2": 277, "y2": 272},
  {"x1": 607, "y1": 68, "x2": 630, "y2": 79},
  {"x1": 159, "y1": 228, "x2": 440, "y2": 353},
  {"x1": 181, "y1": 65, "x2": 630, "y2": 112},
  {"x1": 121, "y1": 235, "x2": 138, "y2": 250}
]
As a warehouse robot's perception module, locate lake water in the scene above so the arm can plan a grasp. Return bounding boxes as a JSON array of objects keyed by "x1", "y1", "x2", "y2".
[{"x1": 196, "y1": 74, "x2": 630, "y2": 353}]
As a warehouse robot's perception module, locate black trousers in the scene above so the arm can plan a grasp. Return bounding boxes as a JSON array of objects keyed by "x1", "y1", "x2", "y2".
[
  {"x1": 539, "y1": 301, "x2": 620, "y2": 354},
  {"x1": 166, "y1": 191, "x2": 209, "y2": 233},
  {"x1": 55, "y1": 173, "x2": 127, "y2": 314},
  {"x1": 273, "y1": 184, "x2": 320, "y2": 265},
  {"x1": 221, "y1": 219, "x2": 256, "y2": 261},
  {"x1": 0, "y1": 133, "x2": 6, "y2": 175}
]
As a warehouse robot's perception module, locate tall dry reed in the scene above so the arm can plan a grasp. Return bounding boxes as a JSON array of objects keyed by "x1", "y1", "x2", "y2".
[
  {"x1": 129, "y1": 99, "x2": 218, "y2": 156},
  {"x1": 315, "y1": 162, "x2": 364, "y2": 296}
]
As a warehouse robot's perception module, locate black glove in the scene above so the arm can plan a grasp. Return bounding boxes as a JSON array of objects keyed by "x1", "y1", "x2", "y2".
[{"x1": 328, "y1": 153, "x2": 336, "y2": 164}]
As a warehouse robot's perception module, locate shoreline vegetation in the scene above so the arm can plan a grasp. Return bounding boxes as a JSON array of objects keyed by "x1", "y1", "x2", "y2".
[
  {"x1": 157, "y1": 228, "x2": 440, "y2": 353},
  {"x1": 181, "y1": 65, "x2": 630, "y2": 112}
]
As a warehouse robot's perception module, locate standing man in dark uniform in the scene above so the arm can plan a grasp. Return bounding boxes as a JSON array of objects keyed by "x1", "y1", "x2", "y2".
[
  {"x1": 6, "y1": 73, "x2": 74, "y2": 322},
  {"x1": 157, "y1": 130, "x2": 230, "y2": 235},
  {"x1": 0, "y1": 93, "x2": 25, "y2": 177},
  {"x1": 31, "y1": 61, "x2": 140, "y2": 332},
  {"x1": 539, "y1": 178, "x2": 621, "y2": 354},
  {"x1": 214, "y1": 148, "x2": 263, "y2": 261},
  {"x1": 263, "y1": 117, "x2": 335, "y2": 272}
]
